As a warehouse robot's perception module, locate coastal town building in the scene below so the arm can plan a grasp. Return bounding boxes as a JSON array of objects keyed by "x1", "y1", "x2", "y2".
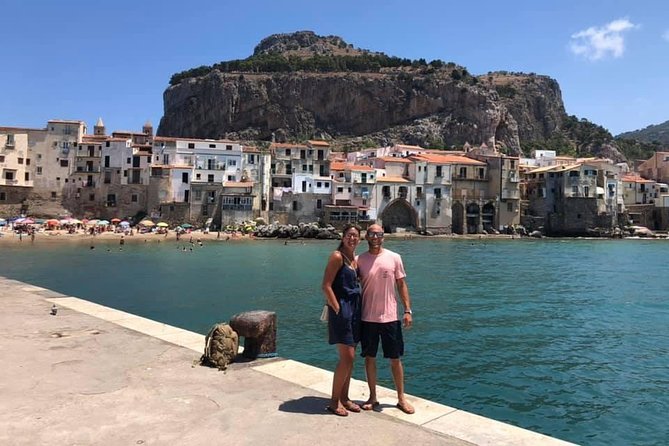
[{"x1": 0, "y1": 128, "x2": 34, "y2": 209}]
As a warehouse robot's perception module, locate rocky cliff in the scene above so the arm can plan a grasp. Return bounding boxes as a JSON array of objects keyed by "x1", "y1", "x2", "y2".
[{"x1": 158, "y1": 31, "x2": 622, "y2": 159}]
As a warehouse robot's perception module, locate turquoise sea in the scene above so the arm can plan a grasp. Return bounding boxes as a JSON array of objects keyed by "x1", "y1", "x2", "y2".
[{"x1": 1, "y1": 237, "x2": 668, "y2": 446}]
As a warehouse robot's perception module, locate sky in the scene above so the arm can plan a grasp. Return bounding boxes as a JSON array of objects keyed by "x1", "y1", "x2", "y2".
[{"x1": 2, "y1": 0, "x2": 668, "y2": 137}]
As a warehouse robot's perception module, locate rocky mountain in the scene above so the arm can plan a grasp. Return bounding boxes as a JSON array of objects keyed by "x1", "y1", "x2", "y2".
[{"x1": 158, "y1": 31, "x2": 627, "y2": 161}]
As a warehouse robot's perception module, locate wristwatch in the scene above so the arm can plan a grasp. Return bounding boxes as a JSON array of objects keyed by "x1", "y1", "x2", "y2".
[{"x1": 404, "y1": 309, "x2": 412, "y2": 315}]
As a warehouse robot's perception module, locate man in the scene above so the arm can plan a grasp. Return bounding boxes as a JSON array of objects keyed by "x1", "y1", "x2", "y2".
[{"x1": 357, "y1": 223, "x2": 415, "y2": 414}]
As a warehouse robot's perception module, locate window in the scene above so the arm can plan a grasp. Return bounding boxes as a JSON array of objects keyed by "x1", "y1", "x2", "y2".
[
  {"x1": 209, "y1": 144, "x2": 216, "y2": 148},
  {"x1": 572, "y1": 186, "x2": 579, "y2": 195},
  {"x1": 51, "y1": 192, "x2": 57, "y2": 198},
  {"x1": 0, "y1": 155, "x2": 4, "y2": 162},
  {"x1": 60, "y1": 160, "x2": 69, "y2": 167},
  {"x1": 18, "y1": 158, "x2": 24, "y2": 164},
  {"x1": 227, "y1": 175, "x2": 234, "y2": 181},
  {"x1": 89, "y1": 194, "x2": 95, "y2": 201},
  {"x1": 228, "y1": 159, "x2": 237, "y2": 166},
  {"x1": 417, "y1": 186, "x2": 423, "y2": 197},
  {"x1": 208, "y1": 174, "x2": 214, "y2": 182},
  {"x1": 435, "y1": 188, "x2": 442, "y2": 199},
  {"x1": 337, "y1": 187, "x2": 343, "y2": 193},
  {"x1": 25, "y1": 172, "x2": 30, "y2": 181},
  {"x1": 0, "y1": 192, "x2": 5, "y2": 201},
  {"x1": 436, "y1": 166, "x2": 442, "y2": 177},
  {"x1": 459, "y1": 167, "x2": 466, "y2": 178},
  {"x1": 292, "y1": 201, "x2": 298, "y2": 211},
  {"x1": 37, "y1": 154, "x2": 41, "y2": 160},
  {"x1": 196, "y1": 173, "x2": 201, "y2": 180},
  {"x1": 569, "y1": 171, "x2": 579, "y2": 177},
  {"x1": 478, "y1": 168, "x2": 485, "y2": 179},
  {"x1": 510, "y1": 160, "x2": 516, "y2": 169},
  {"x1": 36, "y1": 167, "x2": 43, "y2": 175},
  {"x1": 285, "y1": 149, "x2": 291, "y2": 156},
  {"x1": 188, "y1": 143, "x2": 195, "y2": 149},
  {"x1": 4, "y1": 171, "x2": 14, "y2": 180},
  {"x1": 226, "y1": 145, "x2": 233, "y2": 150},
  {"x1": 316, "y1": 181, "x2": 322, "y2": 187},
  {"x1": 302, "y1": 164, "x2": 307, "y2": 172},
  {"x1": 507, "y1": 202, "x2": 513, "y2": 212},
  {"x1": 317, "y1": 199, "x2": 322, "y2": 209},
  {"x1": 194, "y1": 190, "x2": 202, "y2": 200},
  {"x1": 131, "y1": 194, "x2": 138, "y2": 202},
  {"x1": 182, "y1": 172, "x2": 188, "y2": 183},
  {"x1": 26, "y1": 158, "x2": 30, "y2": 165},
  {"x1": 584, "y1": 186, "x2": 590, "y2": 197},
  {"x1": 382, "y1": 185, "x2": 391, "y2": 198}
]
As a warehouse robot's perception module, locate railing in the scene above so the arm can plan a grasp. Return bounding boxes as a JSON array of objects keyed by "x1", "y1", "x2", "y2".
[
  {"x1": 4, "y1": 179, "x2": 18, "y2": 185},
  {"x1": 83, "y1": 181, "x2": 96, "y2": 187},
  {"x1": 5, "y1": 142, "x2": 15, "y2": 149},
  {"x1": 502, "y1": 190, "x2": 520, "y2": 199},
  {"x1": 127, "y1": 179, "x2": 144, "y2": 185},
  {"x1": 221, "y1": 204, "x2": 252, "y2": 211},
  {"x1": 76, "y1": 167, "x2": 101, "y2": 173}
]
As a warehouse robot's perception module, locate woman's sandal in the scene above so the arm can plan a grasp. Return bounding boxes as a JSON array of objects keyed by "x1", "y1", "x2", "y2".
[
  {"x1": 326, "y1": 406, "x2": 348, "y2": 417},
  {"x1": 361, "y1": 400, "x2": 380, "y2": 411},
  {"x1": 343, "y1": 401, "x2": 361, "y2": 413}
]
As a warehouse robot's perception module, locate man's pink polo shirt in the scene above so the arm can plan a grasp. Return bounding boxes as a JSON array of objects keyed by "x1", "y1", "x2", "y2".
[{"x1": 357, "y1": 248, "x2": 406, "y2": 323}]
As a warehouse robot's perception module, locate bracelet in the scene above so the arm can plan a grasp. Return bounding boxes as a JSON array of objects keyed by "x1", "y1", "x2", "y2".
[{"x1": 404, "y1": 309, "x2": 412, "y2": 315}]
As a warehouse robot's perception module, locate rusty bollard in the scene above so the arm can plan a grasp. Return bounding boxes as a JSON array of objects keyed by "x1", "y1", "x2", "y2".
[{"x1": 229, "y1": 310, "x2": 277, "y2": 359}]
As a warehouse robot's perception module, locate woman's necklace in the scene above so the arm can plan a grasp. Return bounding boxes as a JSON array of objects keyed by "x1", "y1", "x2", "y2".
[{"x1": 340, "y1": 251, "x2": 354, "y2": 266}]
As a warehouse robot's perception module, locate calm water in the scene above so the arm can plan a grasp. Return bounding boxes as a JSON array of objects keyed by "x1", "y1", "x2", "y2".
[{"x1": 2, "y1": 237, "x2": 668, "y2": 446}]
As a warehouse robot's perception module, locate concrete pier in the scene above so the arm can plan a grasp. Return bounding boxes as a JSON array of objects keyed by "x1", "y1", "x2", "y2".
[{"x1": 0, "y1": 276, "x2": 576, "y2": 445}]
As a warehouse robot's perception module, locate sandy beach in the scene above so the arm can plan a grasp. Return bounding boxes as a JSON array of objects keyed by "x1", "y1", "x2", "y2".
[{"x1": 0, "y1": 227, "x2": 254, "y2": 246}]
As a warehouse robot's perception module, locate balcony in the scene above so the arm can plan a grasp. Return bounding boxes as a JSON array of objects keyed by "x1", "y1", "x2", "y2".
[
  {"x1": 82, "y1": 181, "x2": 96, "y2": 188},
  {"x1": 4, "y1": 178, "x2": 18, "y2": 185},
  {"x1": 502, "y1": 189, "x2": 520, "y2": 199},
  {"x1": 4, "y1": 141, "x2": 15, "y2": 149},
  {"x1": 76, "y1": 167, "x2": 101, "y2": 173}
]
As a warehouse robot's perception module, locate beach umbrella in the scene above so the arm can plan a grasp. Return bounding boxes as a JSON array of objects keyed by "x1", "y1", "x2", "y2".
[
  {"x1": 180, "y1": 223, "x2": 193, "y2": 229},
  {"x1": 69, "y1": 218, "x2": 82, "y2": 224},
  {"x1": 156, "y1": 222, "x2": 169, "y2": 227},
  {"x1": 119, "y1": 221, "x2": 131, "y2": 227},
  {"x1": 139, "y1": 220, "x2": 155, "y2": 227},
  {"x1": 81, "y1": 218, "x2": 90, "y2": 224},
  {"x1": 21, "y1": 218, "x2": 35, "y2": 225},
  {"x1": 96, "y1": 220, "x2": 110, "y2": 226},
  {"x1": 0, "y1": 218, "x2": 6, "y2": 226},
  {"x1": 87, "y1": 219, "x2": 99, "y2": 225},
  {"x1": 46, "y1": 219, "x2": 60, "y2": 226},
  {"x1": 111, "y1": 218, "x2": 121, "y2": 224},
  {"x1": 34, "y1": 218, "x2": 45, "y2": 225}
]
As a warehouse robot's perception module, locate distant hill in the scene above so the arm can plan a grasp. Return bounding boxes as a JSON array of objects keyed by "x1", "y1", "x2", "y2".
[{"x1": 617, "y1": 120, "x2": 669, "y2": 146}]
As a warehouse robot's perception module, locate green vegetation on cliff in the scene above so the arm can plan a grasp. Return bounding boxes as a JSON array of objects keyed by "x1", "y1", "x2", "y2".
[{"x1": 169, "y1": 53, "x2": 455, "y2": 85}]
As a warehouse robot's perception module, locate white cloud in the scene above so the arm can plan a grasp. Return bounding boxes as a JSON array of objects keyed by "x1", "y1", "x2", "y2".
[
  {"x1": 663, "y1": 29, "x2": 669, "y2": 42},
  {"x1": 569, "y1": 18, "x2": 638, "y2": 61}
]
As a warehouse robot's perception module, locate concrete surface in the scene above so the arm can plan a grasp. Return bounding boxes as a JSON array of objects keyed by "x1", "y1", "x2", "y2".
[{"x1": 0, "y1": 276, "x2": 576, "y2": 445}]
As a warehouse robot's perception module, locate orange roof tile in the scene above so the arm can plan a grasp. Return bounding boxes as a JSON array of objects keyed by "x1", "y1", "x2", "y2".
[
  {"x1": 411, "y1": 153, "x2": 486, "y2": 165},
  {"x1": 308, "y1": 140, "x2": 330, "y2": 147},
  {"x1": 376, "y1": 176, "x2": 410, "y2": 183},
  {"x1": 330, "y1": 161, "x2": 346, "y2": 170},
  {"x1": 622, "y1": 175, "x2": 654, "y2": 183},
  {"x1": 223, "y1": 181, "x2": 254, "y2": 188},
  {"x1": 243, "y1": 146, "x2": 260, "y2": 153},
  {"x1": 379, "y1": 156, "x2": 412, "y2": 163},
  {"x1": 349, "y1": 165, "x2": 375, "y2": 172}
]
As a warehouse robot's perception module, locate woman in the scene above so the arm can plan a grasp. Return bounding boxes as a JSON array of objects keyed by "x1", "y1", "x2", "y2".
[{"x1": 321, "y1": 223, "x2": 362, "y2": 417}]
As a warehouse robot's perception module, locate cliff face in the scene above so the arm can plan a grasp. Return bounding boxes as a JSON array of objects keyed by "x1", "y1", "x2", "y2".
[
  {"x1": 157, "y1": 32, "x2": 568, "y2": 155},
  {"x1": 159, "y1": 70, "x2": 567, "y2": 154}
]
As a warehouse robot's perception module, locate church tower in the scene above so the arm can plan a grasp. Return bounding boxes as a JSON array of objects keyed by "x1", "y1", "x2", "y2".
[
  {"x1": 94, "y1": 117, "x2": 105, "y2": 136},
  {"x1": 142, "y1": 120, "x2": 153, "y2": 136}
]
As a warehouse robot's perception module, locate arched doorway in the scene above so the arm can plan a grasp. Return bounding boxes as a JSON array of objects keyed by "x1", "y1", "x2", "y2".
[
  {"x1": 466, "y1": 203, "x2": 480, "y2": 234},
  {"x1": 482, "y1": 202, "x2": 496, "y2": 232},
  {"x1": 451, "y1": 202, "x2": 464, "y2": 234},
  {"x1": 380, "y1": 199, "x2": 418, "y2": 233}
]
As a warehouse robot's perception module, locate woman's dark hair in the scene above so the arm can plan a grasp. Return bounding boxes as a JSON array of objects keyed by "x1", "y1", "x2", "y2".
[{"x1": 337, "y1": 223, "x2": 362, "y2": 251}]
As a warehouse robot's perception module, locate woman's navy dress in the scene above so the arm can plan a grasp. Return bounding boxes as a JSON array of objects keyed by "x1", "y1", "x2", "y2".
[{"x1": 328, "y1": 263, "x2": 361, "y2": 346}]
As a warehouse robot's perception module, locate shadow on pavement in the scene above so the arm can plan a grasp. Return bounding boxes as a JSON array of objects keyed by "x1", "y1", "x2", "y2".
[{"x1": 279, "y1": 396, "x2": 331, "y2": 415}]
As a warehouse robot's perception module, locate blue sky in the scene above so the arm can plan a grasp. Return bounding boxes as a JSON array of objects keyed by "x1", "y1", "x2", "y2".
[{"x1": 2, "y1": 0, "x2": 668, "y2": 138}]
